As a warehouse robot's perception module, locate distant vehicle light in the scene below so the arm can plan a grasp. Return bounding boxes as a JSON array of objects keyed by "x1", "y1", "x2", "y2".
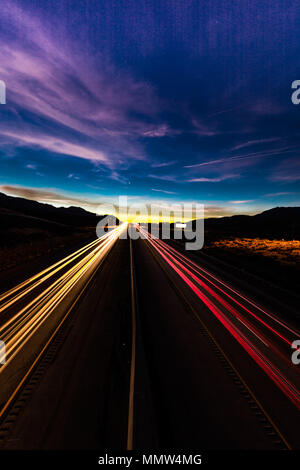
[{"x1": 175, "y1": 223, "x2": 186, "y2": 228}]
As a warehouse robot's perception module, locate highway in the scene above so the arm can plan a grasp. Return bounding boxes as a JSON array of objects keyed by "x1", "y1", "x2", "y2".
[
  {"x1": 138, "y1": 227, "x2": 300, "y2": 408},
  {"x1": 0, "y1": 224, "x2": 127, "y2": 408},
  {"x1": 0, "y1": 225, "x2": 299, "y2": 450},
  {"x1": 134, "y1": 227, "x2": 300, "y2": 448}
]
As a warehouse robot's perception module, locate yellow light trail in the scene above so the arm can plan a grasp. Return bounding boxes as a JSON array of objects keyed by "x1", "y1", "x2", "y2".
[
  {"x1": 0, "y1": 232, "x2": 114, "y2": 312},
  {"x1": 0, "y1": 223, "x2": 127, "y2": 370}
]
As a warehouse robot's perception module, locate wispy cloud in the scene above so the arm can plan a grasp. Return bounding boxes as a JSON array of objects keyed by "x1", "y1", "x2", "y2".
[
  {"x1": 184, "y1": 146, "x2": 298, "y2": 170},
  {"x1": 188, "y1": 174, "x2": 239, "y2": 183},
  {"x1": 263, "y1": 192, "x2": 295, "y2": 197},
  {"x1": 0, "y1": 184, "x2": 100, "y2": 211},
  {"x1": 248, "y1": 100, "x2": 286, "y2": 116},
  {"x1": 185, "y1": 159, "x2": 227, "y2": 169},
  {"x1": 229, "y1": 200, "x2": 254, "y2": 204},
  {"x1": 2, "y1": 130, "x2": 109, "y2": 164},
  {"x1": 151, "y1": 188, "x2": 177, "y2": 195},
  {"x1": 0, "y1": 3, "x2": 168, "y2": 168},
  {"x1": 0, "y1": 183, "x2": 132, "y2": 215},
  {"x1": 151, "y1": 160, "x2": 177, "y2": 168},
  {"x1": 109, "y1": 171, "x2": 129, "y2": 184},
  {"x1": 269, "y1": 158, "x2": 300, "y2": 182},
  {"x1": 67, "y1": 173, "x2": 80, "y2": 180},
  {"x1": 191, "y1": 119, "x2": 220, "y2": 137},
  {"x1": 231, "y1": 138, "x2": 279, "y2": 151},
  {"x1": 147, "y1": 174, "x2": 178, "y2": 182},
  {"x1": 142, "y1": 125, "x2": 177, "y2": 138}
]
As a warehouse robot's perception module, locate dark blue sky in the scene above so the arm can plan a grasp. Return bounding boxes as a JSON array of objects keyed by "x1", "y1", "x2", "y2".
[{"x1": 0, "y1": 0, "x2": 300, "y2": 218}]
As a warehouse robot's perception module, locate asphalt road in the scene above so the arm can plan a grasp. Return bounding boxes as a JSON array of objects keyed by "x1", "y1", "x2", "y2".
[
  {"x1": 0, "y1": 229, "x2": 299, "y2": 450},
  {"x1": 133, "y1": 236, "x2": 299, "y2": 449},
  {"x1": 0, "y1": 235, "x2": 132, "y2": 449}
]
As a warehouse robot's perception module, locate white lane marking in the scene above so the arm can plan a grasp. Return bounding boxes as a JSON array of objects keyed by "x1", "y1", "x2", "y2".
[{"x1": 237, "y1": 317, "x2": 269, "y2": 347}]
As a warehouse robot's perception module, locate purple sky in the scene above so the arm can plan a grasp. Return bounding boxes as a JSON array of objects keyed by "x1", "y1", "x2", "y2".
[{"x1": 0, "y1": 1, "x2": 299, "y2": 218}]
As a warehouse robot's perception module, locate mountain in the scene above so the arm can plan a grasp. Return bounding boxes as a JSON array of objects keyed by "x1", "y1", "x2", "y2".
[
  {"x1": 186, "y1": 207, "x2": 300, "y2": 240},
  {"x1": 0, "y1": 192, "x2": 111, "y2": 227},
  {"x1": 0, "y1": 192, "x2": 120, "y2": 226},
  {"x1": 1, "y1": 191, "x2": 299, "y2": 242},
  {"x1": 0, "y1": 192, "x2": 119, "y2": 247}
]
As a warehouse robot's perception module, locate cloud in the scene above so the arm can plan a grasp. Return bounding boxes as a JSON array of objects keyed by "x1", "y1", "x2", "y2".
[
  {"x1": 151, "y1": 188, "x2": 177, "y2": 195},
  {"x1": 185, "y1": 159, "x2": 227, "y2": 169},
  {"x1": 191, "y1": 119, "x2": 220, "y2": 137},
  {"x1": 184, "y1": 146, "x2": 297, "y2": 170},
  {"x1": 67, "y1": 173, "x2": 80, "y2": 180},
  {"x1": 188, "y1": 174, "x2": 239, "y2": 183},
  {"x1": 229, "y1": 200, "x2": 254, "y2": 204},
  {"x1": 108, "y1": 171, "x2": 129, "y2": 184},
  {"x1": 151, "y1": 160, "x2": 177, "y2": 168},
  {"x1": 0, "y1": 184, "x2": 100, "y2": 212},
  {"x1": 0, "y1": 3, "x2": 168, "y2": 168},
  {"x1": 231, "y1": 138, "x2": 279, "y2": 151},
  {"x1": 248, "y1": 100, "x2": 286, "y2": 116},
  {"x1": 142, "y1": 125, "x2": 176, "y2": 138},
  {"x1": 1, "y1": 130, "x2": 109, "y2": 164},
  {"x1": 0, "y1": 184, "x2": 128, "y2": 216},
  {"x1": 203, "y1": 206, "x2": 236, "y2": 218},
  {"x1": 263, "y1": 192, "x2": 295, "y2": 197},
  {"x1": 269, "y1": 158, "x2": 300, "y2": 182},
  {"x1": 0, "y1": 184, "x2": 257, "y2": 222},
  {"x1": 147, "y1": 173, "x2": 178, "y2": 182}
]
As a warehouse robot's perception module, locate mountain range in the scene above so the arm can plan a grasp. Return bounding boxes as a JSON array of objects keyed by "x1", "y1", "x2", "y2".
[{"x1": 0, "y1": 191, "x2": 299, "y2": 242}]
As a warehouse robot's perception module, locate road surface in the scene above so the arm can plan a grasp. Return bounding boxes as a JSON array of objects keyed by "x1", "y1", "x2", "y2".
[{"x1": 0, "y1": 226, "x2": 299, "y2": 450}]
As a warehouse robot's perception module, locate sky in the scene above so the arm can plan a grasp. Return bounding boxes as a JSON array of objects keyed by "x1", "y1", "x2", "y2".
[{"x1": 0, "y1": 0, "x2": 300, "y2": 221}]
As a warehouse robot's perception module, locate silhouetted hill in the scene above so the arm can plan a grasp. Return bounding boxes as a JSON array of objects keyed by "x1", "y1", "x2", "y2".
[
  {"x1": 186, "y1": 207, "x2": 300, "y2": 240},
  {"x1": 0, "y1": 192, "x2": 120, "y2": 251},
  {"x1": 0, "y1": 192, "x2": 118, "y2": 228}
]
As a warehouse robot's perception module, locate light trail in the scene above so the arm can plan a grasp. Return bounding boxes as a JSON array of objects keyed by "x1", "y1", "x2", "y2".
[
  {"x1": 155, "y1": 239, "x2": 298, "y2": 346},
  {"x1": 139, "y1": 227, "x2": 300, "y2": 410},
  {"x1": 0, "y1": 233, "x2": 113, "y2": 313},
  {"x1": 166, "y1": 242, "x2": 299, "y2": 338},
  {"x1": 142, "y1": 230, "x2": 300, "y2": 344},
  {"x1": 0, "y1": 224, "x2": 127, "y2": 369}
]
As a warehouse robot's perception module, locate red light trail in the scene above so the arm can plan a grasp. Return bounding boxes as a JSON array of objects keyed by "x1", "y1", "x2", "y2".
[{"x1": 139, "y1": 227, "x2": 300, "y2": 410}]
